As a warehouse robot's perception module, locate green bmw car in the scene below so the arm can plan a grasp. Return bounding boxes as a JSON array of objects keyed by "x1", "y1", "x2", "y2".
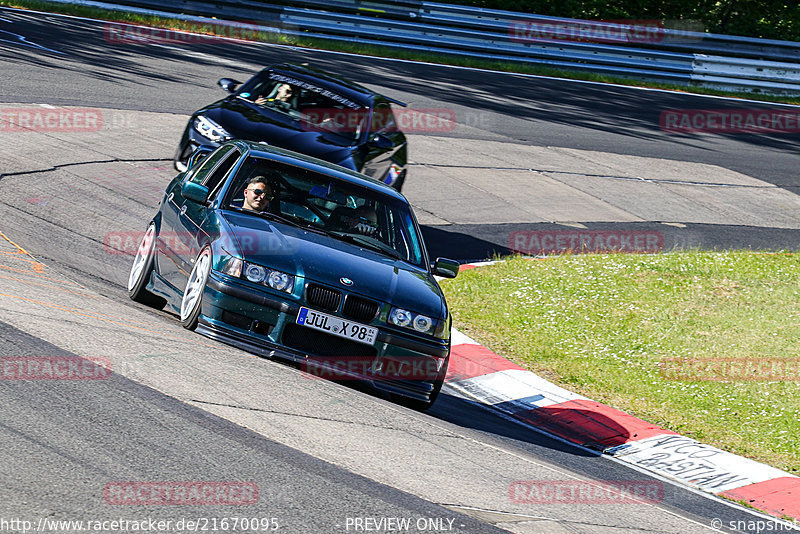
[{"x1": 128, "y1": 140, "x2": 458, "y2": 409}]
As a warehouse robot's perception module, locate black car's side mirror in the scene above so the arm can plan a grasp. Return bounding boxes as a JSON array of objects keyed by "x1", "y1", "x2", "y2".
[
  {"x1": 432, "y1": 257, "x2": 459, "y2": 278},
  {"x1": 182, "y1": 182, "x2": 210, "y2": 205},
  {"x1": 218, "y1": 78, "x2": 241, "y2": 93},
  {"x1": 368, "y1": 133, "x2": 394, "y2": 150}
]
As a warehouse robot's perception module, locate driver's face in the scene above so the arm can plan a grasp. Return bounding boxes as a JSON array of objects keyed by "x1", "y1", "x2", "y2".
[{"x1": 243, "y1": 183, "x2": 272, "y2": 212}]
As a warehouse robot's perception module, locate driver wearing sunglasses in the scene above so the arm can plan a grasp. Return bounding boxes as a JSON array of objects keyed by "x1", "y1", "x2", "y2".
[{"x1": 242, "y1": 176, "x2": 274, "y2": 212}]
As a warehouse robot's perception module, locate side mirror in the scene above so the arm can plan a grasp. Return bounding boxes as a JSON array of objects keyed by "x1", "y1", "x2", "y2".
[
  {"x1": 218, "y1": 78, "x2": 241, "y2": 93},
  {"x1": 368, "y1": 133, "x2": 394, "y2": 150},
  {"x1": 182, "y1": 181, "x2": 209, "y2": 205},
  {"x1": 432, "y1": 257, "x2": 459, "y2": 279},
  {"x1": 187, "y1": 146, "x2": 215, "y2": 171}
]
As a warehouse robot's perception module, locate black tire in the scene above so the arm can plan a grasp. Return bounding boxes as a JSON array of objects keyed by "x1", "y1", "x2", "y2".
[
  {"x1": 127, "y1": 224, "x2": 163, "y2": 307},
  {"x1": 180, "y1": 247, "x2": 212, "y2": 330},
  {"x1": 174, "y1": 141, "x2": 192, "y2": 172},
  {"x1": 392, "y1": 169, "x2": 406, "y2": 192},
  {"x1": 389, "y1": 355, "x2": 448, "y2": 411}
]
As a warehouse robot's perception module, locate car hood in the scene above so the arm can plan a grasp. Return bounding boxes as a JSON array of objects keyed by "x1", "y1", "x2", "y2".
[
  {"x1": 219, "y1": 211, "x2": 445, "y2": 319},
  {"x1": 200, "y1": 98, "x2": 356, "y2": 166}
]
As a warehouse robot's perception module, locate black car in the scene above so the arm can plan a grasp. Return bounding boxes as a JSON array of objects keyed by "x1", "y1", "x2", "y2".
[{"x1": 174, "y1": 64, "x2": 409, "y2": 190}]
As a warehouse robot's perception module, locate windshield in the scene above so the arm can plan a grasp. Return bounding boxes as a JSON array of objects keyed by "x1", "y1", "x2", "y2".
[
  {"x1": 237, "y1": 72, "x2": 368, "y2": 142},
  {"x1": 224, "y1": 156, "x2": 425, "y2": 267}
]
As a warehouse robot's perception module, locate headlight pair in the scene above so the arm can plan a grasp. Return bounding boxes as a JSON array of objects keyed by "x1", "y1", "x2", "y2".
[
  {"x1": 193, "y1": 115, "x2": 232, "y2": 142},
  {"x1": 219, "y1": 258, "x2": 294, "y2": 293},
  {"x1": 389, "y1": 307, "x2": 442, "y2": 337}
]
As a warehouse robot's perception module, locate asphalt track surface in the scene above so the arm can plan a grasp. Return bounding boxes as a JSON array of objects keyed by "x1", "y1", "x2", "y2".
[{"x1": 1, "y1": 8, "x2": 798, "y2": 534}]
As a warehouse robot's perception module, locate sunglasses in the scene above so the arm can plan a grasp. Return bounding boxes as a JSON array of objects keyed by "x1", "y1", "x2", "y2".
[{"x1": 247, "y1": 188, "x2": 272, "y2": 198}]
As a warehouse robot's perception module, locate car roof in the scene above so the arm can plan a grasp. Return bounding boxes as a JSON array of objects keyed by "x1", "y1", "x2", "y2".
[
  {"x1": 231, "y1": 140, "x2": 407, "y2": 201},
  {"x1": 263, "y1": 64, "x2": 405, "y2": 108}
]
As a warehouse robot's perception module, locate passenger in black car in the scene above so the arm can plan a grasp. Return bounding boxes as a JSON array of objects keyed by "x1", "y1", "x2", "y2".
[{"x1": 255, "y1": 83, "x2": 294, "y2": 108}]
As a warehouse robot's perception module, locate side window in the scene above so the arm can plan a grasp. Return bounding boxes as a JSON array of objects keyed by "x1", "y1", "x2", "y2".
[
  {"x1": 204, "y1": 149, "x2": 240, "y2": 199},
  {"x1": 370, "y1": 103, "x2": 397, "y2": 133},
  {"x1": 189, "y1": 145, "x2": 235, "y2": 185}
]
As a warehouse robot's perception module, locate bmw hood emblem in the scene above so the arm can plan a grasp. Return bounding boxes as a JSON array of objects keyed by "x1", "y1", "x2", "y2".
[{"x1": 340, "y1": 277, "x2": 353, "y2": 286}]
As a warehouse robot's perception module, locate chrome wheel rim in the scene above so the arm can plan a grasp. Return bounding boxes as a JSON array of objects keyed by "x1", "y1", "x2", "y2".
[
  {"x1": 180, "y1": 250, "x2": 211, "y2": 322},
  {"x1": 127, "y1": 225, "x2": 155, "y2": 291}
]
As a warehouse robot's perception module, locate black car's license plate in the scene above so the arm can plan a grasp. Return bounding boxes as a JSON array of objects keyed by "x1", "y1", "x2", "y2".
[{"x1": 296, "y1": 307, "x2": 377, "y2": 345}]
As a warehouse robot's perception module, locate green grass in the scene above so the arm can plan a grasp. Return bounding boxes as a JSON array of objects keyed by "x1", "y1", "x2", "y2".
[
  {"x1": 440, "y1": 252, "x2": 800, "y2": 475},
  {"x1": 4, "y1": 0, "x2": 800, "y2": 105}
]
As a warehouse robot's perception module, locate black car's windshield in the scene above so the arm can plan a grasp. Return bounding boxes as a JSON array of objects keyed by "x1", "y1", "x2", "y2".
[
  {"x1": 224, "y1": 156, "x2": 424, "y2": 266},
  {"x1": 237, "y1": 72, "x2": 368, "y2": 142}
]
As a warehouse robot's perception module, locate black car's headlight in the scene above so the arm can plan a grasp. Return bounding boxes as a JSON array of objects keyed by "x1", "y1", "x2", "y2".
[
  {"x1": 389, "y1": 307, "x2": 444, "y2": 338},
  {"x1": 242, "y1": 261, "x2": 294, "y2": 293},
  {"x1": 193, "y1": 115, "x2": 232, "y2": 142}
]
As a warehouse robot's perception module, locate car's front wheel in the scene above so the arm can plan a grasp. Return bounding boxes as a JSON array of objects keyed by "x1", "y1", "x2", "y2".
[
  {"x1": 127, "y1": 224, "x2": 163, "y2": 307},
  {"x1": 390, "y1": 355, "x2": 448, "y2": 411},
  {"x1": 173, "y1": 141, "x2": 192, "y2": 172},
  {"x1": 180, "y1": 247, "x2": 212, "y2": 330}
]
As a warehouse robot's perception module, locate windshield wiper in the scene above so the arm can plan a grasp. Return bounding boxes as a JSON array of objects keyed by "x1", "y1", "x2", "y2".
[{"x1": 329, "y1": 232, "x2": 404, "y2": 260}]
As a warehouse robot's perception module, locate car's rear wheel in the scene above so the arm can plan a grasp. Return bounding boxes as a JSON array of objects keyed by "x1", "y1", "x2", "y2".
[
  {"x1": 180, "y1": 247, "x2": 212, "y2": 330},
  {"x1": 127, "y1": 224, "x2": 163, "y2": 307}
]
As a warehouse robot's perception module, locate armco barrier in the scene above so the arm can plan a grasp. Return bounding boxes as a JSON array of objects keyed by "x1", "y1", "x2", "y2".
[{"x1": 44, "y1": 0, "x2": 800, "y2": 94}]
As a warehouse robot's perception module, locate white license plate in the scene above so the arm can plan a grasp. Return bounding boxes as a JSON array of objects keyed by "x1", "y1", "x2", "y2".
[{"x1": 296, "y1": 307, "x2": 377, "y2": 346}]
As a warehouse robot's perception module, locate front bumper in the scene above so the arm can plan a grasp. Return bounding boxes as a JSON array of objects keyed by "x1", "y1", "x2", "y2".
[{"x1": 199, "y1": 273, "x2": 450, "y2": 403}]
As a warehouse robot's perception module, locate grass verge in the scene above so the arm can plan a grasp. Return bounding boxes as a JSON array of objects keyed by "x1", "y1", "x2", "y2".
[
  {"x1": 439, "y1": 251, "x2": 800, "y2": 475},
  {"x1": 3, "y1": 0, "x2": 800, "y2": 105}
]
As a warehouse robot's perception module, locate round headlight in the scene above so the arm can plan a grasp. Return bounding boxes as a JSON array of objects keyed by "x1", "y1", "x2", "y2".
[
  {"x1": 391, "y1": 309, "x2": 412, "y2": 327},
  {"x1": 267, "y1": 271, "x2": 291, "y2": 291},
  {"x1": 413, "y1": 315, "x2": 433, "y2": 333},
  {"x1": 245, "y1": 264, "x2": 266, "y2": 283}
]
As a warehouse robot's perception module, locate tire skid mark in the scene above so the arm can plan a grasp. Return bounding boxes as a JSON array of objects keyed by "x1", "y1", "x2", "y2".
[
  {"x1": 0, "y1": 272, "x2": 101, "y2": 300},
  {"x1": 0, "y1": 292, "x2": 217, "y2": 348},
  {"x1": 0, "y1": 262, "x2": 85, "y2": 287}
]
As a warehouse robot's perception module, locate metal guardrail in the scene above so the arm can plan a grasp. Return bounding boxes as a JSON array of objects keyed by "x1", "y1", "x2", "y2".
[{"x1": 49, "y1": 0, "x2": 800, "y2": 94}]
